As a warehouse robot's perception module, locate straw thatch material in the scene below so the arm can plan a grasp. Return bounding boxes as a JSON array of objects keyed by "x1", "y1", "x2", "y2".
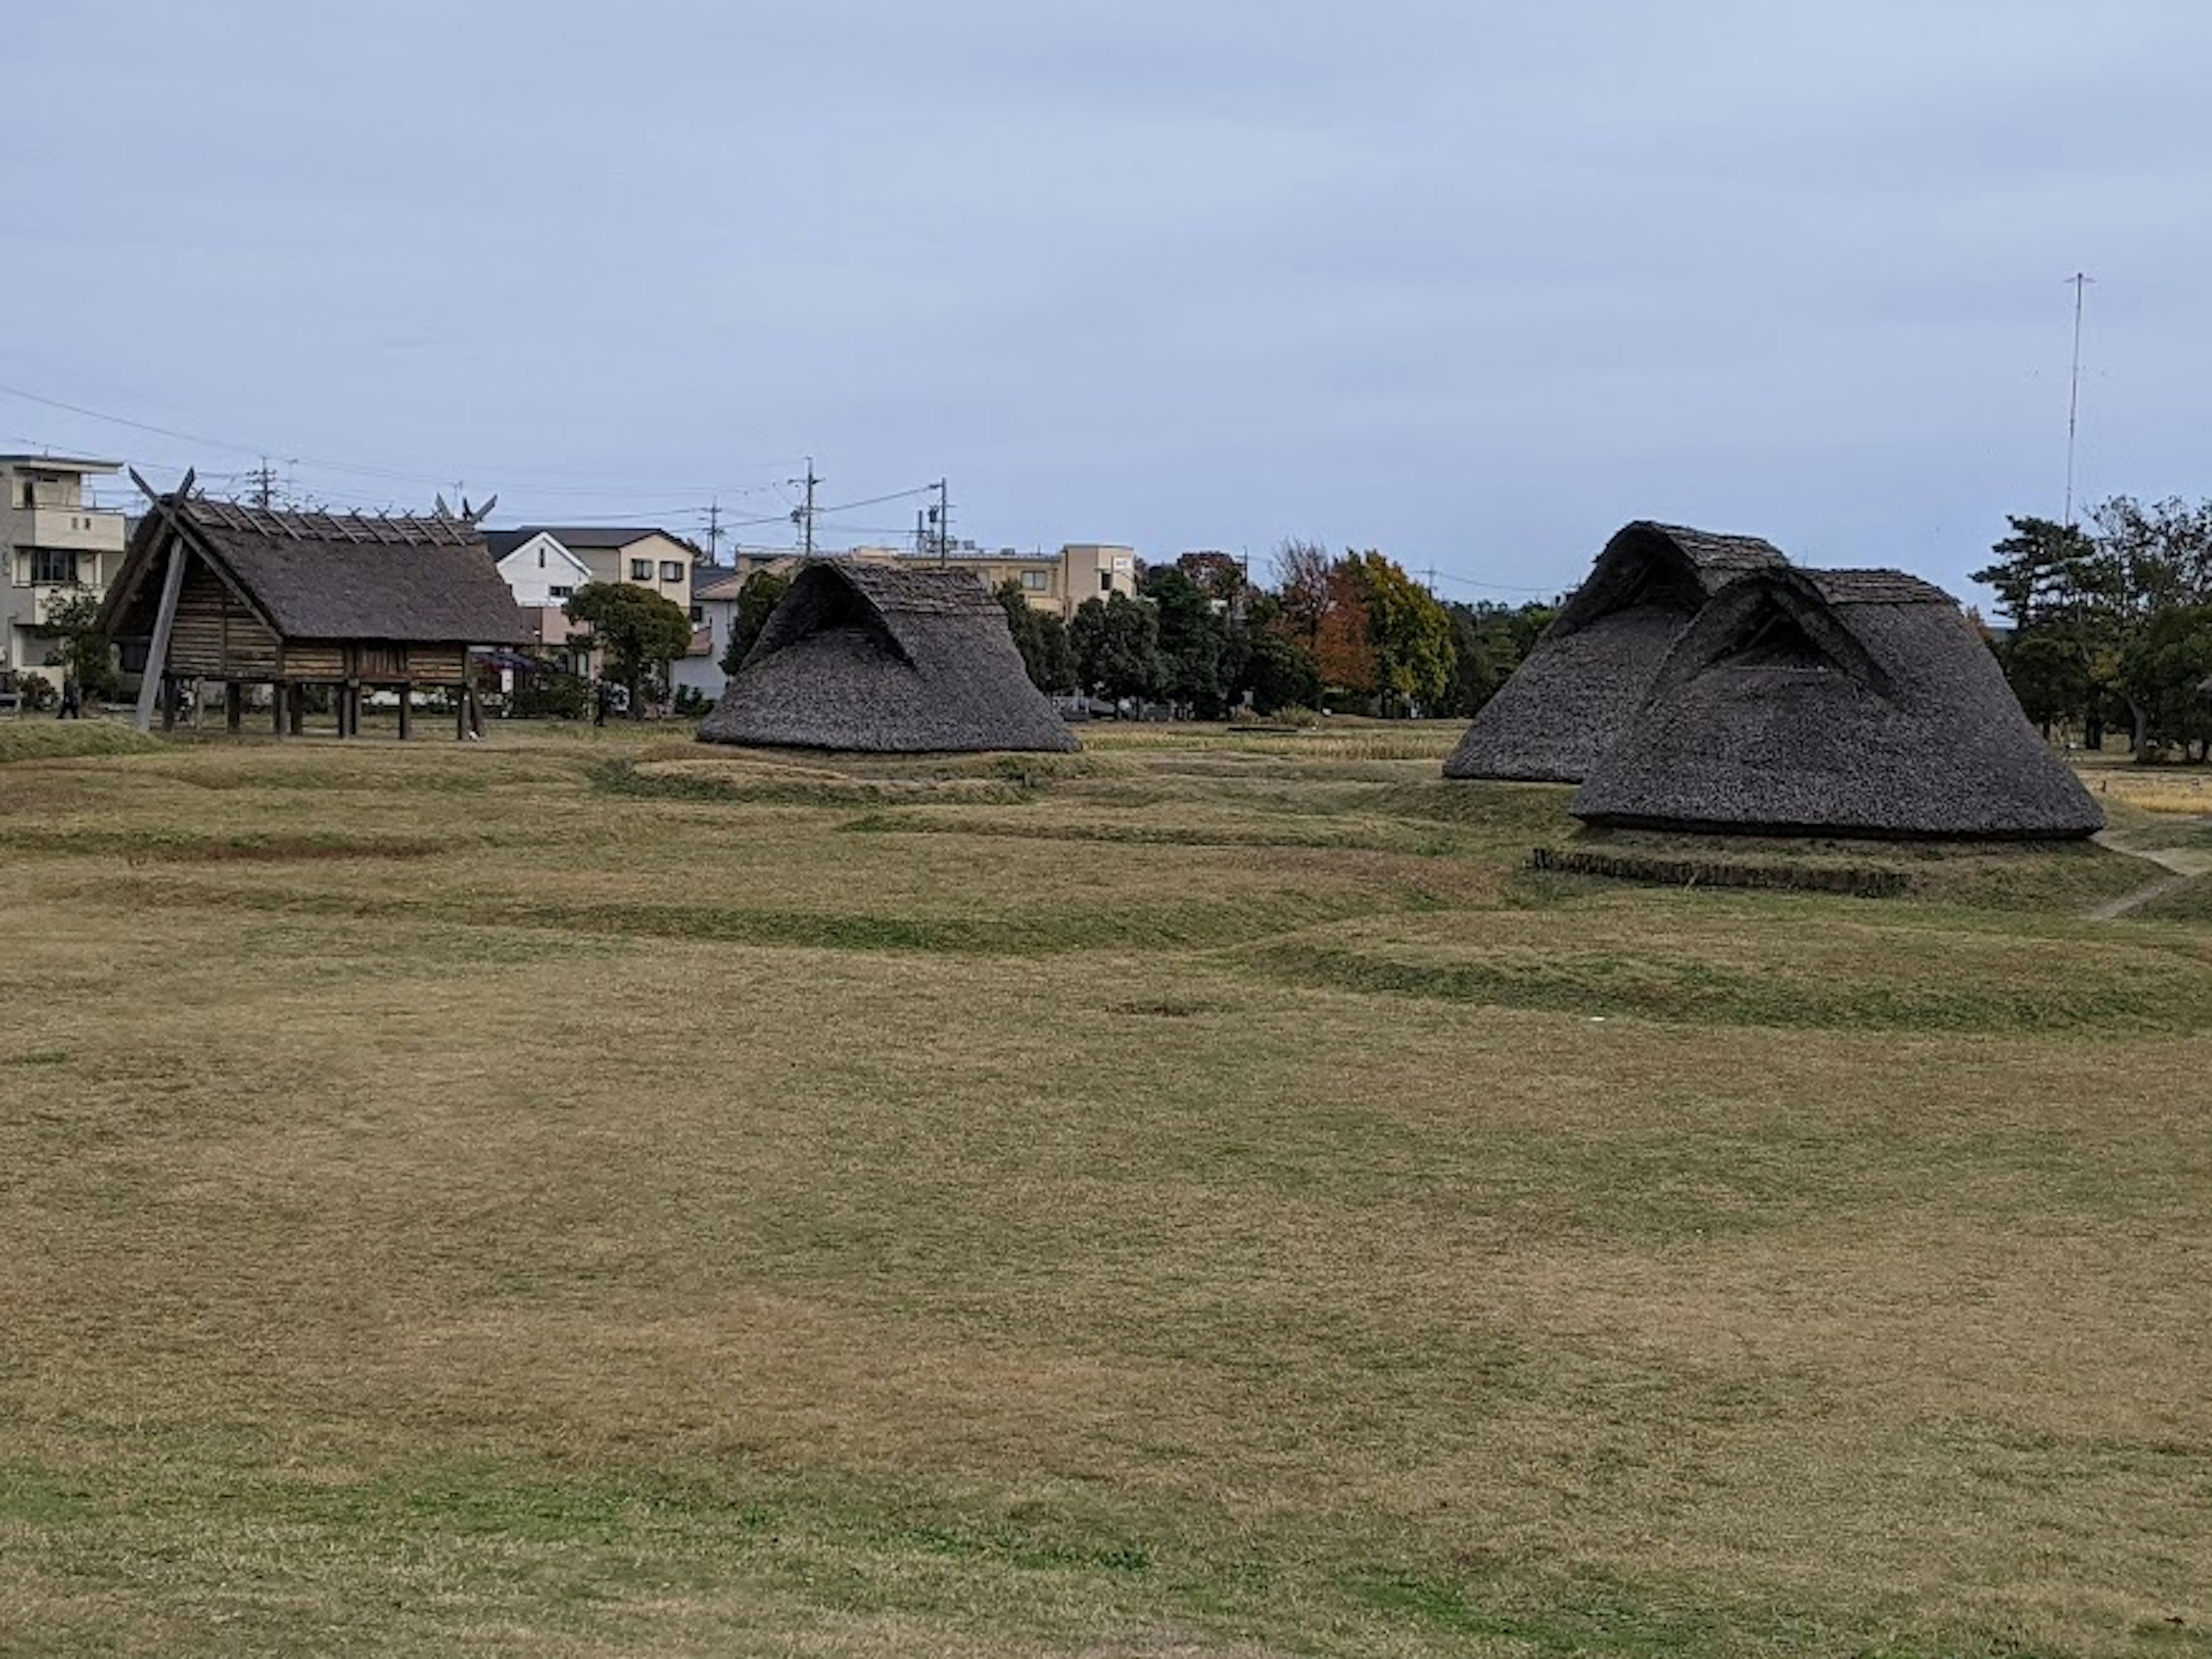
[
  {"x1": 102, "y1": 494, "x2": 529, "y2": 645},
  {"x1": 698, "y1": 561, "x2": 1078, "y2": 753},
  {"x1": 1573, "y1": 567, "x2": 2104, "y2": 839},
  {"x1": 1442, "y1": 521, "x2": 1787, "y2": 782}
]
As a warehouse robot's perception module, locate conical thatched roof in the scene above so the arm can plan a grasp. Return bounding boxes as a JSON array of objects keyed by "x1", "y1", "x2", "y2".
[
  {"x1": 697, "y1": 561, "x2": 1078, "y2": 754},
  {"x1": 1573, "y1": 567, "x2": 2103, "y2": 839},
  {"x1": 1442, "y1": 521, "x2": 1788, "y2": 782}
]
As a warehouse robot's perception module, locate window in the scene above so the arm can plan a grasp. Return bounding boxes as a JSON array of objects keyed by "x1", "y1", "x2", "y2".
[
  {"x1": 630, "y1": 559, "x2": 653, "y2": 581},
  {"x1": 17, "y1": 483, "x2": 31, "y2": 507},
  {"x1": 548, "y1": 585, "x2": 573, "y2": 600},
  {"x1": 30, "y1": 548, "x2": 77, "y2": 585},
  {"x1": 689, "y1": 604, "x2": 703, "y2": 624},
  {"x1": 537, "y1": 548, "x2": 546, "y2": 569},
  {"x1": 1021, "y1": 570, "x2": 1049, "y2": 592},
  {"x1": 1099, "y1": 570, "x2": 1113, "y2": 592},
  {"x1": 660, "y1": 560, "x2": 684, "y2": 584}
]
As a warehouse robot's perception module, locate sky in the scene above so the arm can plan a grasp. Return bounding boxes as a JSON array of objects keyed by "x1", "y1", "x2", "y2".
[{"x1": 4, "y1": 1, "x2": 2209, "y2": 605}]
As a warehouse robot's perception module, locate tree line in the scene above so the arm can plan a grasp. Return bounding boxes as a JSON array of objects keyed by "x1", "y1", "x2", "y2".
[
  {"x1": 1006, "y1": 544, "x2": 1556, "y2": 719},
  {"x1": 1975, "y1": 496, "x2": 2212, "y2": 758}
]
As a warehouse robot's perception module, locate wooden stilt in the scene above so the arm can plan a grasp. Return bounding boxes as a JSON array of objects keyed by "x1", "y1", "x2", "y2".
[
  {"x1": 455, "y1": 685, "x2": 468, "y2": 740},
  {"x1": 272, "y1": 685, "x2": 286, "y2": 737},
  {"x1": 160, "y1": 675, "x2": 177, "y2": 732},
  {"x1": 397, "y1": 683, "x2": 412, "y2": 741},
  {"x1": 225, "y1": 681, "x2": 243, "y2": 732},
  {"x1": 289, "y1": 684, "x2": 304, "y2": 736}
]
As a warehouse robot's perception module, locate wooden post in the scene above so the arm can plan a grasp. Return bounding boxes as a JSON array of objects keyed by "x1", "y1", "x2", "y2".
[
  {"x1": 455, "y1": 684, "x2": 468, "y2": 740},
  {"x1": 160, "y1": 675, "x2": 177, "y2": 732},
  {"x1": 225, "y1": 682, "x2": 243, "y2": 732},
  {"x1": 336, "y1": 684, "x2": 352, "y2": 739},
  {"x1": 288, "y1": 684, "x2": 304, "y2": 736},
  {"x1": 272, "y1": 685, "x2": 286, "y2": 737},
  {"x1": 397, "y1": 683, "x2": 412, "y2": 741},
  {"x1": 132, "y1": 537, "x2": 190, "y2": 732}
]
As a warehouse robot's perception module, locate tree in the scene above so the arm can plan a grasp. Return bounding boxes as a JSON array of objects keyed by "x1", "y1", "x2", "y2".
[
  {"x1": 1355, "y1": 552, "x2": 1454, "y2": 716},
  {"x1": 1176, "y1": 550, "x2": 1247, "y2": 605},
  {"x1": 1069, "y1": 592, "x2": 1162, "y2": 704},
  {"x1": 565, "y1": 582, "x2": 694, "y2": 718},
  {"x1": 1310, "y1": 558, "x2": 1374, "y2": 700},
  {"x1": 2118, "y1": 604, "x2": 2212, "y2": 760},
  {"x1": 993, "y1": 580, "x2": 1077, "y2": 695},
  {"x1": 39, "y1": 583, "x2": 118, "y2": 699},
  {"x1": 1240, "y1": 622, "x2": 1321, "y2": 714},
  {"x1": 1271, "y1": 537, "x2": 1333, "y2": 650},
  {"x1": 1443, "y1": 600, "x2": 1552, "y2": 718},
  {"x1": 1140, "y1": 566, "x2": 1232, "y2": 715},
  {"x1": 720, "y1": 569, "x2": 791, "y2": 676}
]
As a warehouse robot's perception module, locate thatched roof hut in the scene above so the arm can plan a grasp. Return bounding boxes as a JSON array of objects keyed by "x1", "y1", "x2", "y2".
[
  {"x1": 1573, "y1": 567, "x2": 2103, "y2": 839},
  {"x1": 1442, "y1": 521, "x2": 1788, "y2": 782},
  {"x1": 101, "y1": 477, "x2": 528, "y2": 737},
  {"x1": 697, "y1": 561, "x2": 1078, "y2": 753}
]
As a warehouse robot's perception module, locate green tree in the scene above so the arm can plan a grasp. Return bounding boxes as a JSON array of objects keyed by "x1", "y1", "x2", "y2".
[
  {"x1": 1140, "y1": 566, "x2": 1232, "y2": 715},
  {"x1": 39, "y1": 583, "x2": 118, "y2": 699},
  {"x1": 1069, "y1": 592, "x2": 1162, "y2": 704},
  {"x1": 993, "y1": 580, "x2": 1077, "y2": 695},
  {"x1": 1239, "y1": 620, "x2": 1321, "y2": 714},
  {"x1": 1443, "y1": 600, "x2": 1553, "y2": 718},
  {"x1": 565, "y1": 582, "x2": 694, "y2": 718},
  {"x1": 1354, "y1": 552, "x2": 1453, "y2": 716},
  {"x1": 2118, "y1": 604, "x2": 2212, "y2": 760},
  {"x1": 720, "y1": 569, "x2": 791, "y2": 676}
]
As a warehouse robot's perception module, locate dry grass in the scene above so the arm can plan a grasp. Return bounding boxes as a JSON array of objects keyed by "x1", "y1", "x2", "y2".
[{"x1": 3, "y1": 724, "x2": 2209, "y2": 1657}]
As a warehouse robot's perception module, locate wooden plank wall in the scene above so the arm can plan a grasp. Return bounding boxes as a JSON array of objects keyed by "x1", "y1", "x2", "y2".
[{"x1": 166, "y1": 563, "x2": 279, "y2": 678}]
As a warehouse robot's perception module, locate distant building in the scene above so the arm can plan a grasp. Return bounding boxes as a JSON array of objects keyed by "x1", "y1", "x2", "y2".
[
  {"x1": 487, "y1": 531, "x2": 596, "y2": 671},
  {"x1": 1, "y1": 453, "x2": 127, "y2": 687},
  {"x1": 483, "y1": 525, "x2": 706, "y2": 685}
]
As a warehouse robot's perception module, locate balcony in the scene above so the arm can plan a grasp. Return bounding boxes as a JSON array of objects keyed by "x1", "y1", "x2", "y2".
[{"x1": 25, "y1": 582, "x2": 108, "y2": 625}]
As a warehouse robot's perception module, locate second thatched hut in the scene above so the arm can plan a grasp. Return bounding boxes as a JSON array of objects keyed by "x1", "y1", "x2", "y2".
[
  {"x1": 1442, "y1": 521, "x2": 1789, "y2": 782},
  {"x1": 698, "y1": 560, "x2": 1078, "y2": 753},
  {"x1": 1572, "y1": 567, "x2": 2103, "y2": 839}
]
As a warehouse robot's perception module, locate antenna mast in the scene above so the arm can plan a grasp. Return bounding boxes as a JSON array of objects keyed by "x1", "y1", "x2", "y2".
[{"x1": 2063, "y1": 271, "x2": 2094, "y2": 529}]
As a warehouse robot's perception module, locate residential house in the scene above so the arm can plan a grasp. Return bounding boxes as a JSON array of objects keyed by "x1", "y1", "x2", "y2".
[
  {"x1": 2, "y1": 453, "x2": 128, "y2": 687},
  {"x1": 487, "y1": 531, "x2": 595, "y2": 672}
]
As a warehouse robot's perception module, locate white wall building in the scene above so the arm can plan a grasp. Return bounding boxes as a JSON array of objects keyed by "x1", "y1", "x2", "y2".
[{"x1": 2, "y1": 453, "x2": 128, "y2": 687}]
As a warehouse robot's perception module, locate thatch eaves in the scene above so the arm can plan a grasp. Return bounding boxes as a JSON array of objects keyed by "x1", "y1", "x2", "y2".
[
  {"x1": 1572, "y1": 566, "x2": 2103, "y2": 839},
  {"x1": 699, "y1": 561, "x2": 1078, "y2": 753}
]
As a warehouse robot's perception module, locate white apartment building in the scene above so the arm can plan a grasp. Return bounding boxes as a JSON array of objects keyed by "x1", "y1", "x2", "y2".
[{"x1": 2, "y1": 454, "x2": 128, "y2": 686}]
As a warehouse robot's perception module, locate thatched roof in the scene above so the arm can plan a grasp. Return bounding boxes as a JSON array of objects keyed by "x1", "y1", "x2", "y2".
[
  {"x1": 103, "y1": 493, "x2": 531, "y2": 645},
  {"x1": 1443, "y1": 521, "x2": 1789, "y2": 782},
  {"x1": 697, "y1": 562, "x2": 1078, "y2": 753},
  {"x1": 1573, "y1": 567, "x2": 2104, "y2": 839}
]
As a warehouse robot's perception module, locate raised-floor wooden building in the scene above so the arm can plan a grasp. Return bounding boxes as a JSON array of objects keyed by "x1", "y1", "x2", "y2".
[{"x1": 100, "y1": 472, "x2": 531, "y2": 738}]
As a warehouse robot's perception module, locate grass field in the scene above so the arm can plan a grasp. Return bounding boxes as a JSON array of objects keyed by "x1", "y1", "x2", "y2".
[{"x1": 3, "y1": 717, "x2": 2210, "y2": 1657}]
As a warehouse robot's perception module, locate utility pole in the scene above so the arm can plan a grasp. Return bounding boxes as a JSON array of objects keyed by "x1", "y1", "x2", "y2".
[
  {"x1": 914, "y1": 508, "x2": 928, "y2": 558},
  {"x1": 790, "y1": 459, "x2": 820, "y2": 559},
  {"x1": 704, "y1": 499, "x2": 724, "y2": 565},
  {"x1": 2063, "y1": 271, "x2": 2094, "y2": 529},
  {"x1": 928, "y1": 478, "x2": 950, "y2": 561},
  {"x1": 249, "y1": 457, "x2": 277, "y2": 509}
]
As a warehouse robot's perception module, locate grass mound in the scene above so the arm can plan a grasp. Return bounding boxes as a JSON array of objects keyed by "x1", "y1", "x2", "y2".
[{"x1": 0, "y1": 720, "x2": 164, "y2": 764}]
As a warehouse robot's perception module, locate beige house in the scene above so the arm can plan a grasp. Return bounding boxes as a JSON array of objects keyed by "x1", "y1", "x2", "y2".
[
  {"x1": 2, "y1": 453, "x2": 128, "y2": 687},
  {"x1": 483, "y1": 525, "x2": 706, "y2": 683}
]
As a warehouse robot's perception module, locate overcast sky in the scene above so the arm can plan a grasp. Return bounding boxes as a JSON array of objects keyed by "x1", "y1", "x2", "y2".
[{"x1": 5, "y1": 1, "x2": 2208, "y2": 602}]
